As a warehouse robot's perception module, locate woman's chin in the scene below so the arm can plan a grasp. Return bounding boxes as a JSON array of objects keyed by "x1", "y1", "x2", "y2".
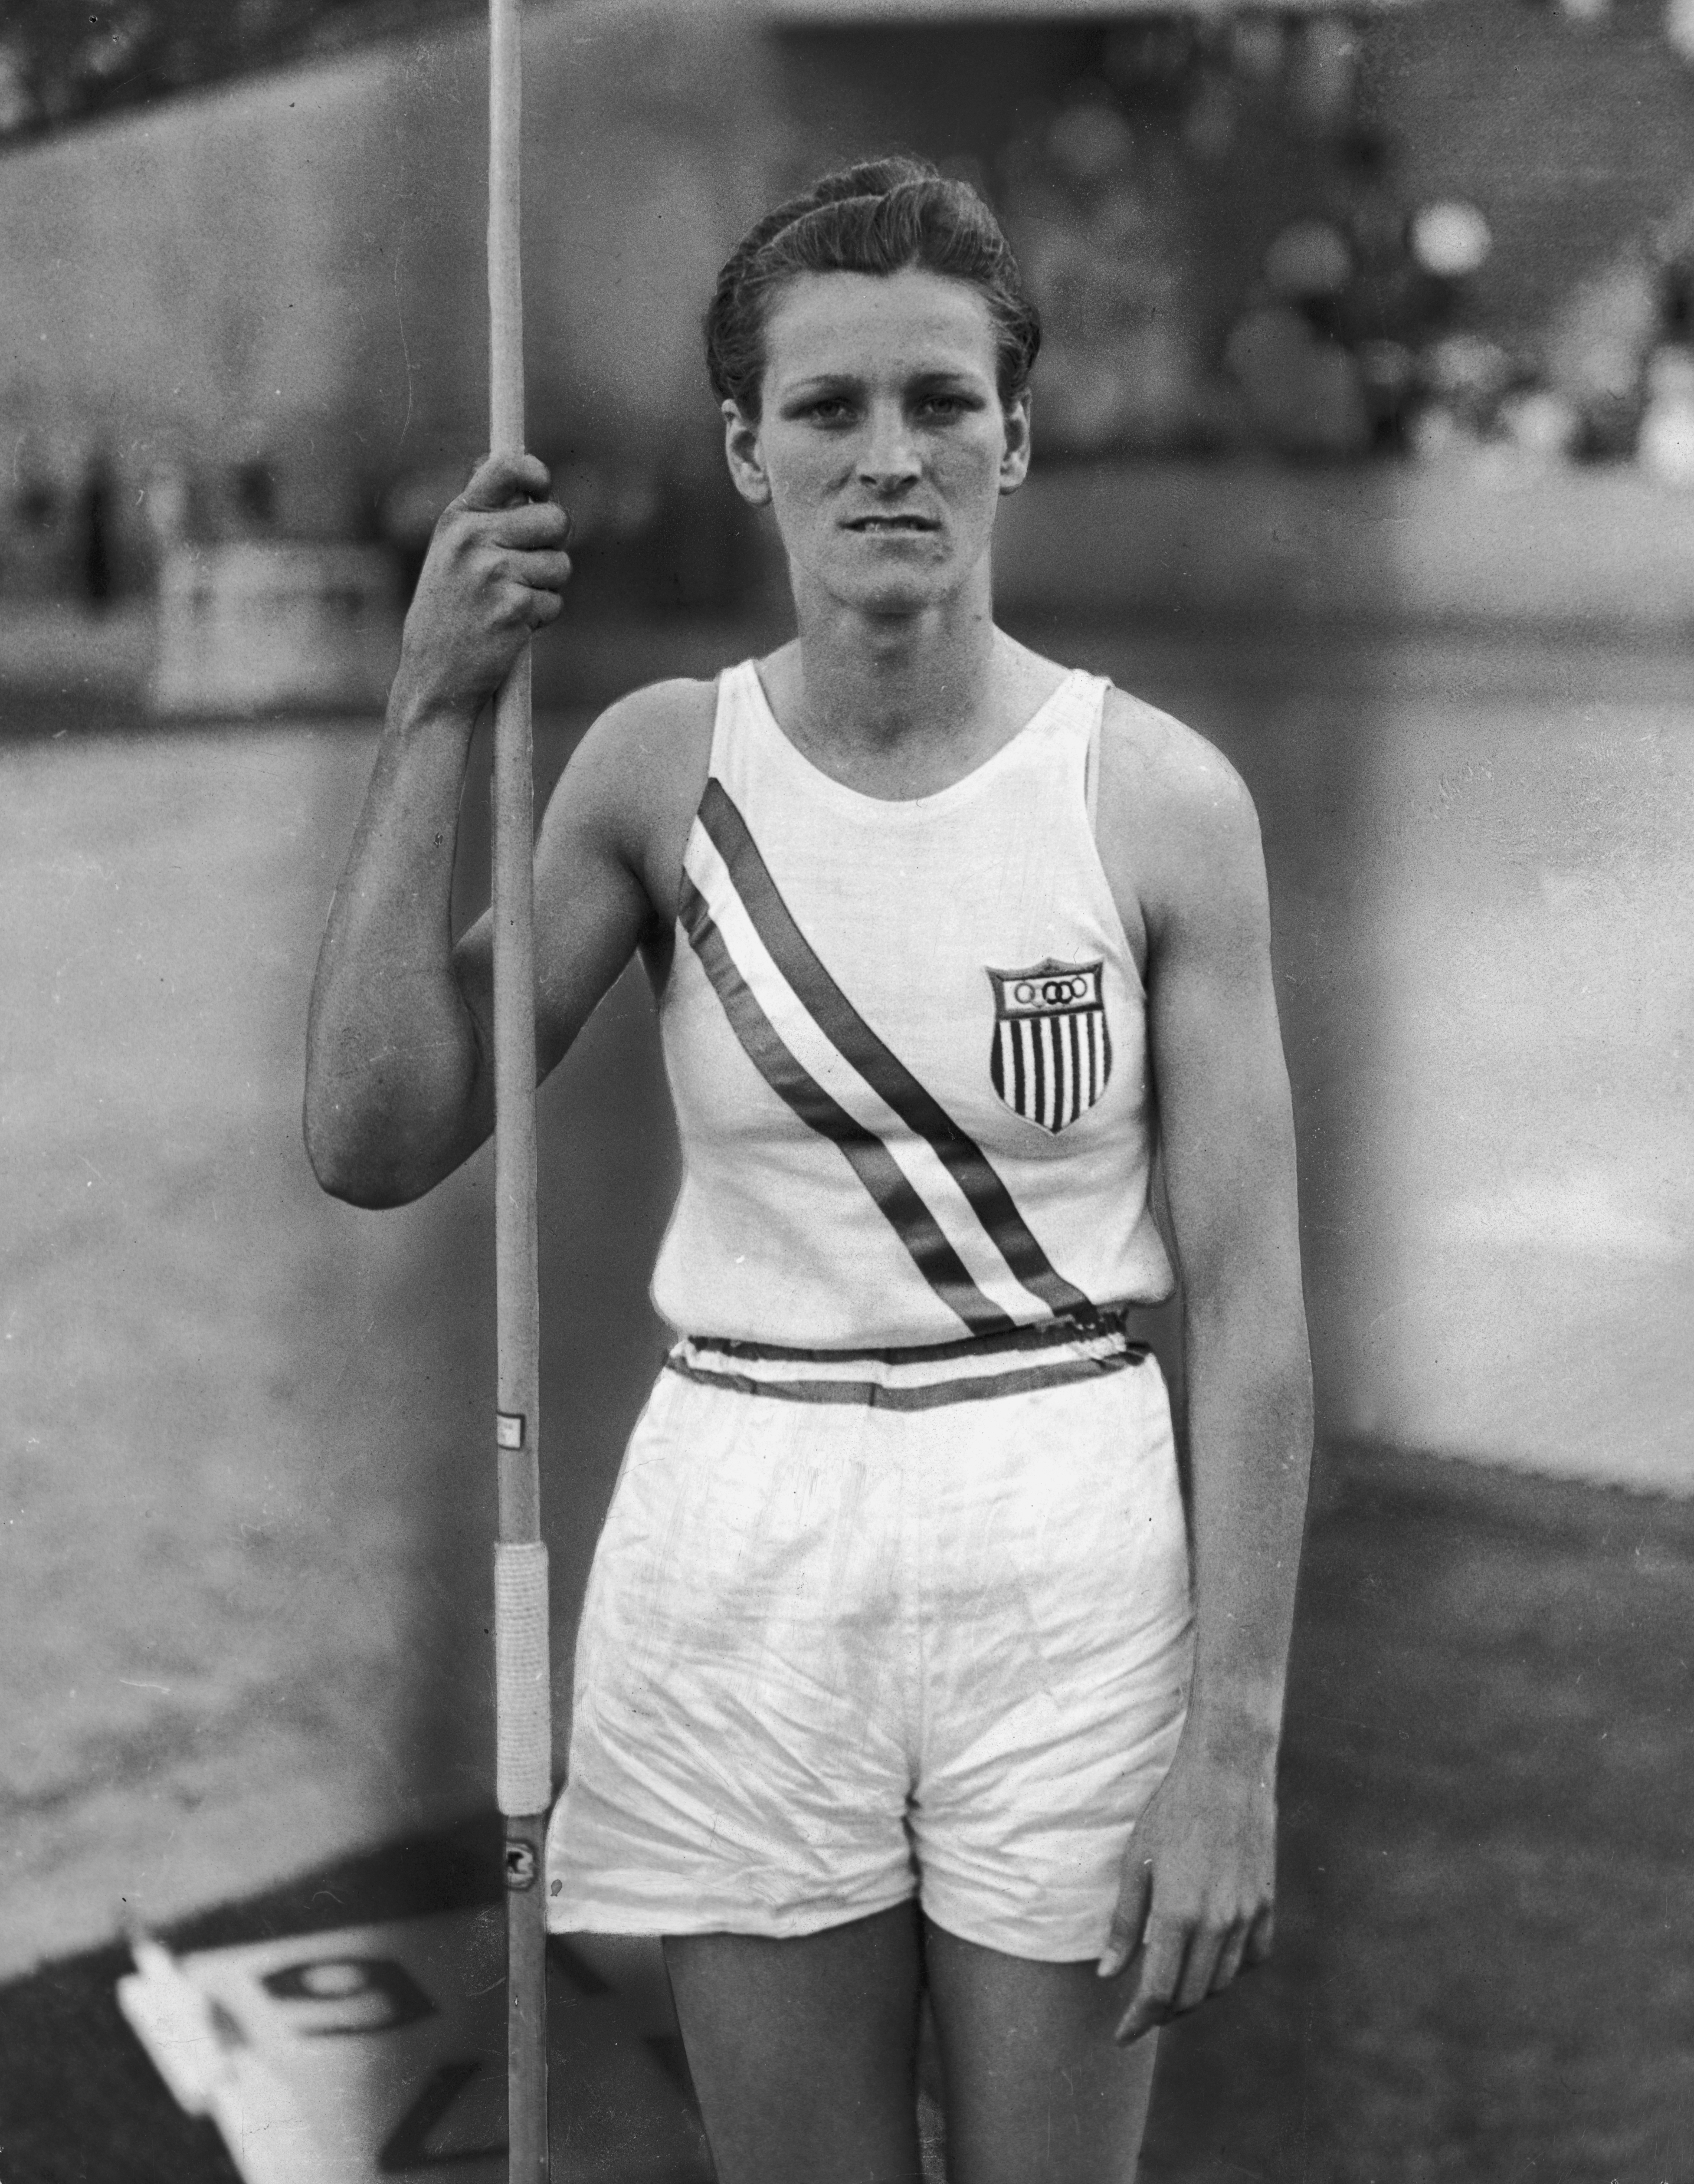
[
  {"x1": 857, "y1": 578, "x2": 943, "y2": 617},
  {"x1": 811, "y1": 556, "x2": 974, "y2": 619}
]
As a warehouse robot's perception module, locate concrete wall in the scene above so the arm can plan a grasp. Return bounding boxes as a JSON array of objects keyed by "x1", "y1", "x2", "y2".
[{"x1": 0, "y1": 0, "x2": 772, "y2": 583}]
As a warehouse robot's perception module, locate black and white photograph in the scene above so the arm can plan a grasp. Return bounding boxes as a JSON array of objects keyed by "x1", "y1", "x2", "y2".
[{"x1": 2, "y1": 1, "x2": 1692, "y2": 2179}]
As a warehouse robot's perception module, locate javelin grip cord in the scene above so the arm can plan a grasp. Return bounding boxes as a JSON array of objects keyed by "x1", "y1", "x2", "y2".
[{"x1": 496, "y1": 1540, "x2": 553, "y2": 1818}]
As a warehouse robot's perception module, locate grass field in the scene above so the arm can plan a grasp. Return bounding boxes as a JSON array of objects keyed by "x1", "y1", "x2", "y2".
[{"x1": 2, "y1": 615, "x2": 1690, "y2": 2178}]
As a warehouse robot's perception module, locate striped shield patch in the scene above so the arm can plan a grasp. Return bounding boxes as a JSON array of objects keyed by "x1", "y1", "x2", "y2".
[{"x1": 987, "y1": 959, "x2": 1112, "y2": 1133}]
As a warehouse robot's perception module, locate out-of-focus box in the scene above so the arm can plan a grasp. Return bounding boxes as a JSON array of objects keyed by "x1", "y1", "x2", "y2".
[{"x1": 152, "y1": 541, "x2": 401, "y2": 716}]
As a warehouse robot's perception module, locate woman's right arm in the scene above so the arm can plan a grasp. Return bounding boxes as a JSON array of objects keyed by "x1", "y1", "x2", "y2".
[{"x1": 303, "y1": 448, "x2": 622, "y2": 1208}]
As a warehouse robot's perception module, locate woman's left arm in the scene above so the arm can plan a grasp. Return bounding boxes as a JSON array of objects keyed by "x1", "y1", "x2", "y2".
[{"x1": 1092, "y1": 698, "x2": 1313, "y2": 2042}]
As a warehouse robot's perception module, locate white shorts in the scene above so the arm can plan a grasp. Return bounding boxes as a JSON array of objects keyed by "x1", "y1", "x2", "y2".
[{"x1": 545, "y1": 1314, "x2": 1192, "y2": 1962}]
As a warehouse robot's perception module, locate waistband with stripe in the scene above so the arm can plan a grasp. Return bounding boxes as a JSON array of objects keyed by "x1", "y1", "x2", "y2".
[{"x1": 664, "y1": 1305, "x2": 1151, "y2": 1411}]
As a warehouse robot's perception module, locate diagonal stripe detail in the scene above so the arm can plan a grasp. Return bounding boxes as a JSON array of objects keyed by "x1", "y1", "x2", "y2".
[
  {"x1": 679, "y1": 876, "x2": 1016, "y2": 1335},
  {"x1": 696, "y1": 782, "x2": 1090, "y2": 1316}
]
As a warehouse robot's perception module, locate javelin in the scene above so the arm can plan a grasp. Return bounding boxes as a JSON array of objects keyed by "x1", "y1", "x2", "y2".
[{"x1": 487, "y1": 0, "x2": 552, "y2": 2177}]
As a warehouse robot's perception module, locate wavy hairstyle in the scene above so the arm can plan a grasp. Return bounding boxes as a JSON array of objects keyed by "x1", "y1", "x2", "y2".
[{"x1": 704, "y1": 157, "x2": 1041, "y2": 421}]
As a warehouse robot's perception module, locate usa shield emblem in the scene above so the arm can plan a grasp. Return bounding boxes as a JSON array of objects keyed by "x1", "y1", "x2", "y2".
[{"x1": 987, "y1": 958, "x2": 1112, "y2": 1133}]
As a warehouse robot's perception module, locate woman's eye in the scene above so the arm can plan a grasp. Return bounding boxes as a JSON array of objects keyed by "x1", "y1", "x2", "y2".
[
  {"x1": 916, "y1": 394, "x2": 969, "y2": 419},
  {"x1": 805, "y1": 398, "x2": 854, "y2": 423}
]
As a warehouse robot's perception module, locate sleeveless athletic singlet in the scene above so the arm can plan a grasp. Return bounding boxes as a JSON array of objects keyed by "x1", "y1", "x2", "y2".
[{"x1": 649, "y1": 658, "x2": 1175, "y2": 1350}]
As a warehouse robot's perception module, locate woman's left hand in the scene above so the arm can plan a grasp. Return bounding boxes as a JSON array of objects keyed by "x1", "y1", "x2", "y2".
[{"x1": 1096, "y1": 1736, "x2": 1279, "y2": 2044}]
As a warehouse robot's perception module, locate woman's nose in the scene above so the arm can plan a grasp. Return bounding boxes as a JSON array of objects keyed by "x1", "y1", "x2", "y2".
[{"x1": 857, "y1": 405, "x2": 921, "y2": 485}]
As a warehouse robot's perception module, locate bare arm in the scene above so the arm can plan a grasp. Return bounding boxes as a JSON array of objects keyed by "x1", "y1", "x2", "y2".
[
  {"x1": 1092, "y1": 696, "x2": 1313, "y2": 2038},
  {"x1": 303, "y1": 450, "x2": 648, "y2": 1207}
]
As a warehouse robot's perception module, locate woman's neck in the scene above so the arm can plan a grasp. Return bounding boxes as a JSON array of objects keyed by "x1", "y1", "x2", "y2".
[{"x1": 762, "y1": 586, "x2": 1047, "y2": 801}]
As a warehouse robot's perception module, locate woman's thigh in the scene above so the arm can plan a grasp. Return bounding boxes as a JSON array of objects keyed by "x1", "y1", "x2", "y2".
[
  {"x1": 923, "y1": 1918, "x2": 1158, "y2": 2184},
  {"x1": 663, "y1": 1903, "x2": 927, "y2": 2184}
]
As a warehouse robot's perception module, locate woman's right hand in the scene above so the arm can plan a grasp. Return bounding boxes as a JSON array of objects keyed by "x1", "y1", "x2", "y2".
[{"x1": 394, "y1": 450, "x2": 573, "y2": 720}]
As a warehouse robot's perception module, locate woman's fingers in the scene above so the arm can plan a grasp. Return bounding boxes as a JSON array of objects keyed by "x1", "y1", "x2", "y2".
[
  {"x1": 440, "y1": 453, "x2": 571, "y2": 566},
  {"x1": 1202, "y1": 1901, "x2": 1274, "y2": 2002},
  {"x1": 520, "y1": 581, "x2": 566, "y2": 629},
  {"x1": 1113, "y1": 1912, "x2": 1194, "y2": 2044},
  {"x1": 1109, "y1": 1894, "x2": 1276, "y2": 2041},
  {"x1": 458, "y1": 448, "x2": 552, "y2": 511},
  {"x1": 438, "y1": 501, "x2": 569, "y2": 568},
  {"x1": 1207, "y1": 1919, "x2": 1251, "y2": 1996},
  {"x1": 1244, "y1": 1903, "x2": 1276, "y2": 1967},
  {"x1": 493, "y1": 552, "x2": 573, "y2": 632},
  {"x1": 488, "y1": 499, "x2": 572, "y2": 550},
  {"x1": 1173, "y1": 1919, "x2": 1233, "y2": 2013},
  {"x1": 1096, "y1": 1856, "x2": 1154, "y2": 1980},
  {"x1": 394, "y1": 470, "x2": 572, "y2": 714},
  {"x1": 510, "y1": 548, "x2": 574, "y2": 594}
]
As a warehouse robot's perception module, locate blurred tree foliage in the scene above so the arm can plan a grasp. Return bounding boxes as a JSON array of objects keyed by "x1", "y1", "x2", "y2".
[{"x1": 0, "y1": 0, "x2": 481, "y2": 148}]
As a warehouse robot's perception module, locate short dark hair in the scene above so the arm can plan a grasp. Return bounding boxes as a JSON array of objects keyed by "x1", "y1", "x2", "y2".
[{"x1": 705, "y1": 157, "x2": 1041, "y2": 421}]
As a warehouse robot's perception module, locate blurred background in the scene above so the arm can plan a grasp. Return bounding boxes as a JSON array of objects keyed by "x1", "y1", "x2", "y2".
[{"x1": 2, "y1": 1, "x2": 1692, "y2": 2178}]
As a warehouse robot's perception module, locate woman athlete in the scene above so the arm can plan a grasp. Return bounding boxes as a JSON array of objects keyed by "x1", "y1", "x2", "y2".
[{"x1": 306, "y1": 160, "x2": 1312, "y2": 2184}]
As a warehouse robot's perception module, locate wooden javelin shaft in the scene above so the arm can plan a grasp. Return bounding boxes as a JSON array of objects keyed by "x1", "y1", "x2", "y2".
[{"x1": 488, "y1": 2, "x2": 551, "y2": 2180}]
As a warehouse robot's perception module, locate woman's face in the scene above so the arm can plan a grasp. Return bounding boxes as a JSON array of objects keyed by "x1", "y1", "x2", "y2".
[{"x1": 722, "y1": 266, "x2": 1032, "y2": 617}]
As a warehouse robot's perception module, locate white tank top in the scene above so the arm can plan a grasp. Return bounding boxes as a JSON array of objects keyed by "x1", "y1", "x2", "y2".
[{"x1": 649, "y1": 658, "x2": 1175, "y2": 1349}]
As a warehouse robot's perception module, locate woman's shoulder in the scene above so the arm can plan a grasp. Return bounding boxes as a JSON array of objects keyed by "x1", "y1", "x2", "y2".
[
  {"x1": 538, "y1": 674, "x2": 719, "y2": 883},
  {"x1": 563, "y1": 673, "x2": 717, "y2": 800},
  {"x1": 586, "y1": 671, "x2": 720, "y2": 755},
  {"x1": 1098, "y1": 681, "x2": 1258, "y2": 837},
  {"x1": 1095, "y1": 682, "x2": 1265, "y2": 927}
]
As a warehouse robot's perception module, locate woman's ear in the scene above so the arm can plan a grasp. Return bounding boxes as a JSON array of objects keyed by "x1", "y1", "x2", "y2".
[
  {"x1": 722, "y1": 401, "x2": 772, "y2": 507},
  {"x1": 998, "y1": 390, "x2": 1034, "y2": 495}
]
